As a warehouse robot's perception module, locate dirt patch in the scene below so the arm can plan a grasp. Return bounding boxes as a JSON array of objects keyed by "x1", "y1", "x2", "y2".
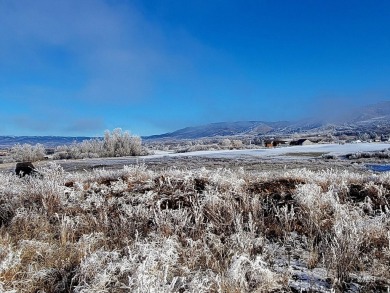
[
  {"x1": 349, "y1": 183, "x2": 390, "y2": 213},
  {"x1": 247, "y1": 178, "x2": 305, "y2": 197}
]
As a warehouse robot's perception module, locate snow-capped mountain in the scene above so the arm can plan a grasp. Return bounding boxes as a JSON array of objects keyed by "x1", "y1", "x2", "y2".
[{"x1": 146, "y1": 101, "x2": 390, "y2": 140}]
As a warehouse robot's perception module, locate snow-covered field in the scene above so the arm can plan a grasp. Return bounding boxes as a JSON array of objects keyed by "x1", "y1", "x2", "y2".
[
  {"x1": 97, "y1": 142, "x2": 390, "y2": 161},
  {"x1": 170, "y1": 142, "x2": 390, "y2": 159},
  {"x1": 1, "y1": 143, "x2": 389, "y2": 174},
  {"x1": 1, "y1": 143, "x2": 390, "y2": 291}
]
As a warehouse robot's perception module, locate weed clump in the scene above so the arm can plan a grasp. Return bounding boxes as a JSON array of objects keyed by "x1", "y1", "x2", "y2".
[{"x1": 0, "y1": 164, "x2": 389, "y2": 292}]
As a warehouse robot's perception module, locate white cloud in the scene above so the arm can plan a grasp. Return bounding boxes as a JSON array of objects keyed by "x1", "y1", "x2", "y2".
[
  {"x1": 0, "y1": 0, "x2": 208, "y2": 104},
  {"x1": 65, "y1": 118, "x2": 105, "y2": 134},
  {"x1": 11, "y1": 115, "x2": 58, "y2": 132}
]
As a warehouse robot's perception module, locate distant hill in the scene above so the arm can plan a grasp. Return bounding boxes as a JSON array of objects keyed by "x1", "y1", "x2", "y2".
[
  {"x1": 145, "y1": 119, "x2": 327, "y2": 140},
  {"x1": 146, "y1": 121, "x2": 292, "y2": 140},
  {"x1": 0, "y1": 136, "x2": 94, "y2": 148},
  {"x1": 146, "y1": 101, "x2": 390, "y2": 140},
  {"x1": 348, "y1": 101, "x2": 390, "y2": 123},
  {"x1": 1, "y1": 101, "x2": 389, "y2": 146}
]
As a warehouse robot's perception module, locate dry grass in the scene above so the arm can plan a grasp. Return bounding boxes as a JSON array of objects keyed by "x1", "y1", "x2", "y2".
[{"x1": 0, "y1": 163, "x2": 389, "y2": 292}]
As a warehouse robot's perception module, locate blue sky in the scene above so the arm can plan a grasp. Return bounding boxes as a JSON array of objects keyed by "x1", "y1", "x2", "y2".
[{"x1": 1, "y1": 0, "x2": 389, "y2": 136}]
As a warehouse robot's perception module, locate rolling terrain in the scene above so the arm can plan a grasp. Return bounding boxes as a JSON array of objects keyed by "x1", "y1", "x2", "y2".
[
  {"x1": 1, "y1": 101, "x2": 389, "y2": 148},
  {"x1": 0, "y1": 136, "x2": 93, "y2": 148},
  {"x1": 146, "y1": 101, "x2": 390, "y2": 140}
]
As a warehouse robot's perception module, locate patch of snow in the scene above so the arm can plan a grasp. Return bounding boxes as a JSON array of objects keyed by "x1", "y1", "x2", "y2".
[{"x1": 171, "y1": 143, "x2": 390, "y2": 159}]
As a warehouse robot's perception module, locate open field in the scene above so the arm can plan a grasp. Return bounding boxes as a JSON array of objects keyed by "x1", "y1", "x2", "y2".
[
  {"x1": 3, "y1": 0, "x2": 390, "y2": 291},
  {"x1": 1, "y1": 142, "x2": 389, "y2": 174},
  {"x1": 1, "y1": 143, "x2": 390, "y2": 292},
  {"x1": 1, "y1": 164, "x2": 390, "y2": 292}
]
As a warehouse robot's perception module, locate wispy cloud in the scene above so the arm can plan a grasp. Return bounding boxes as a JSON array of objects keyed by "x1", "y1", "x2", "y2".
[
  {"x1": 0, "y1": 0, "x2": 222, "y2": 135},
  {"x1": 4, "y1": 114, "x2": 106, "y2": 136},
  {"x1": 11, "y1": 116, "x2": 57, "y2": 132},
  {"x1": 306, "y1": 89, "x2": 390, "y2": 123},
  {"x1": 1, "y1": 1, "x2": 160, "y2": 101},
  {"x1": 2, "y1": 0, "x2": 388, "y2": 136},
  {"x1": 0, "y1": 0, "x2": 214, "y2": 104},
  {"x1": 65, "y1": 118, "x2": 105, "y2": 134}
]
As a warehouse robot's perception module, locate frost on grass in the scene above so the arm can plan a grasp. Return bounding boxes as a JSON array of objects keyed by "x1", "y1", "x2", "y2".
[{"x1": 0, "y1": 163, "x2": 390, "y2": 292}]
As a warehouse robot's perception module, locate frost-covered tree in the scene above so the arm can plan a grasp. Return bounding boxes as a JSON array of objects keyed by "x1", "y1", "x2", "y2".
[
  {"x1": 220, "y1": 138, "x2": 231, "y2": 147},
  {"x1": 10, "y1": 143, "x2": 46, "y2": 162},
  {"x1": 54, "y1": 139, "x2": 103, "y2": 159},
  {"x1": 359, "y1": 132, "x2": 370, "y2": 141},
  {"x1": 103, "y1": 128, "x2": 142, "y2": 157},
  {"x1": 252, "y1": 137, "x2": 263, "y2": 146},
  {"x1": 231, "y1": 139, "x2": 243, "y2": 149},
  {"x1": 53, "y1": 129, "x2": 143, "y2": 159}
]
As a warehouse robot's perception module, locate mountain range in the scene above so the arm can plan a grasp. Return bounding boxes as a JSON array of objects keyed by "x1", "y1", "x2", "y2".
[
  {"x1": 1, "y1": 101, "x2": 389, "y2": 147},
  {"x1": 146, "y1": 101, "x2": 390, "y2": 140},
  {"x1": 0, "y1": 136, "x2": 93, "y2": 148}
]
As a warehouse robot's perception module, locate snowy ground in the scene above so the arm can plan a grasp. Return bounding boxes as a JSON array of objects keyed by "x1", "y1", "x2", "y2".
[
  {"x1": 169, "y1": 142, "x2": 390, "y2": 159},
  {"x1": 1, "y1": 142, "x2": 389, "y2": 173},
  {"x1": 56, "y1": 142, "x2": 390, "y2": 173}
]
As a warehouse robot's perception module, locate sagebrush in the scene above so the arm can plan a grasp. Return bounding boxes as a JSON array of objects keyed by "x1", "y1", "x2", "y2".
[
  {"x1": 0, "y1": 164, "x2": 389, "y2": 292},
  {"x1": 53, "y1": 128, "x2": 144, "y2": 159},
  {"x1": 8, "y1": 143, "x2": 46, "y2": 162}
]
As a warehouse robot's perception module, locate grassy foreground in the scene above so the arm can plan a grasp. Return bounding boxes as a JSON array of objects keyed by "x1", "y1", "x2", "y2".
[{"x1": 0, "y1": 163, "x2": 389, "y2": 292}]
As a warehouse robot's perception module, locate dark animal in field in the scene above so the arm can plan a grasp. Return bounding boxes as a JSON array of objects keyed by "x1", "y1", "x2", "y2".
[{"x1": 15, "y1": 162, "x2": 39, "y2": 177}]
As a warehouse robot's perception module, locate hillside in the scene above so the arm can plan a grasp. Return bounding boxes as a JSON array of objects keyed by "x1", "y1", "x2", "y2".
[
  {"x1": 350, "y1": 101, "x2": 390, "y2": 122},
  {"x1": 0, "y1": 136, "x2": 94, "y2": 148},
  {"x1": 146, "y1": 121, "x2": 292, "y2": 140},
  {"x1": 1, "y1": 102, "x2": 389, "y2": 146},
  {"x1": 145, "y1": 101, "x2": 390, "y2": 140}
]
